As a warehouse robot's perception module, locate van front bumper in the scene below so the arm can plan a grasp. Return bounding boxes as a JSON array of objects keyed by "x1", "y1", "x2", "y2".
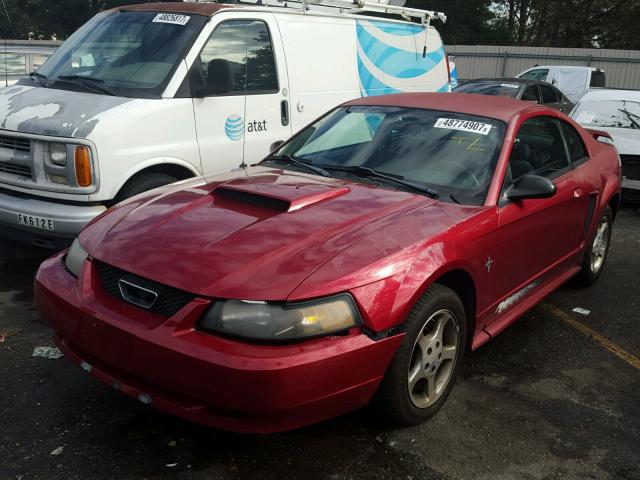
[
  {"x1": 34, "y1": 253, "x2": 404, "y2": 433},
  {"x1": 0, "y1": 189, "x2": 106, "y2": 249}
]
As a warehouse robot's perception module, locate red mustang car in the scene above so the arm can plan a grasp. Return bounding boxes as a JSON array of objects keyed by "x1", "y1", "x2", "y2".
[{"x1": 35, "y1": 93, "x2": 621, "y2": 433}]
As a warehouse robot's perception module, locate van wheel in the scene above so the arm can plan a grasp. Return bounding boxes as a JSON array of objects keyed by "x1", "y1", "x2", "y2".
[
  {"x1": 374, "y1": 284, "x2": 467, "y2": 426},
  {"x1": 114, "y1": 172, "x2": 179, "y2": 204},
  {"x1": 576, "y1": 206, "x2": 613, "y2": 286}
]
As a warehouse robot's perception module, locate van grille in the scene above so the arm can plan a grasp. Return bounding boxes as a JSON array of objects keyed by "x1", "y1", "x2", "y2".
[
  {"x1": 0, "y1": 162, "x2": 31, "y2": 177},
  {"x1": 0, "y1": 135, "x2": 31, "y2": 153},
  {"x1": 95, "y1": 261, "x2": 196, "y2": 317},
  {"x1": 620, "y1": 155, "x2": 640, "y2": 181}
]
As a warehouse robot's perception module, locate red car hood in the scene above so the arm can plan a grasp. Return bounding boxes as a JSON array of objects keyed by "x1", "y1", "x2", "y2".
[{"x1": 81, "y1": 168, "x2": 442, "y2": 300}]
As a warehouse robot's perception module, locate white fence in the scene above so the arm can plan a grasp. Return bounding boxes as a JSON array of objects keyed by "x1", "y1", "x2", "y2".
[{"x1": 447, "y1": 45, "x2": 640, "y2": 89}]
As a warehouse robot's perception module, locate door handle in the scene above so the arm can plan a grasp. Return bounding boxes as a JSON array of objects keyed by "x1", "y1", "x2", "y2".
[
  {"x1": 281, "y1": 100, "x2": 289, "y2": 127},
  {"x1": 573, "y1": 188, "x2": 584, "y2": 198}
]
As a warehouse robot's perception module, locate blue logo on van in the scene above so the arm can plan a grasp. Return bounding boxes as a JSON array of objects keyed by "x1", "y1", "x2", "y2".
[
  {"x1": 355, "y1": 20, "x2": 448, "y2": 97},
  {"x1": 225, "y1": 115, "x2": 244, "y2": 141}
]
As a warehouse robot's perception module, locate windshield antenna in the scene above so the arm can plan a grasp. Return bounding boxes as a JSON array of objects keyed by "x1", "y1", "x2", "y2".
[{"x1": 239, "y1": 42, "x2": 249, "y2": 169}]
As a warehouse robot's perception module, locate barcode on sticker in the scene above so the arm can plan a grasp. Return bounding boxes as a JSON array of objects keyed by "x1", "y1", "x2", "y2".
[
  {"x1": 152, "y1": 13, "x2": 191, "y2": 26},
  {"x1": 434, "y1": 118, "x2": 493, "y2": 136}
]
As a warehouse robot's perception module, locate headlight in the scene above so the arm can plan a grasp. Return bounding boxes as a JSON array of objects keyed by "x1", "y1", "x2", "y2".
[
  {"x1": 49, "y1": 143, "x2": 68, "y2": 166},
  {"x1": 199, "y1": 294, "x2": 360, "y2": 341},
  {"x1": 65, "y1": 238, "x2": 88, "y2": 277}
]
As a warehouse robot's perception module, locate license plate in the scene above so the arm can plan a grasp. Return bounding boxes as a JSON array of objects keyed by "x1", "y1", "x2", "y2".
[{"x1": 16, "y1": 213, "x2": 55, "y2": 230}]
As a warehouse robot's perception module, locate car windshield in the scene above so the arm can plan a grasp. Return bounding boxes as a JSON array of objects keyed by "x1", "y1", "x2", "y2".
[
  {"x1": 454, "y1": 81, "x2": 521, "y2": 98},
  {"x1": 573, "y1": 99, "x2": 640, "y2": 130},
  {"x1": 32, "y1": 11, "x2": 207, "y2": 98},
  {"x1": 271, "y1": 106, "x2": 506, "y2": 205}
]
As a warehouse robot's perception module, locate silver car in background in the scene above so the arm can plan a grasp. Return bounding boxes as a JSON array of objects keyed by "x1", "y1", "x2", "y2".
[{"x1": 572, "y1": 88, "x2": 640, "y2": 202}]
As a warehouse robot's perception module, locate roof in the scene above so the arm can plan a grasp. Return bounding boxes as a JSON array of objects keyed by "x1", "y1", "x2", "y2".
[
  {"x1": 459, "y1": 78, "x2": 535, "y2": 86},
  {"x1": 345, "y1": 92, "x2": 544, "y2": 123},
  {"x1": 580, "y1": 88, "x2": 640, "y2": 102},
  {"x1": 521, "y1": 66, "x2": 602, "y2": 72},
  {"x1": 117, "y1": 2, "x2": 233, "y2": 16}
]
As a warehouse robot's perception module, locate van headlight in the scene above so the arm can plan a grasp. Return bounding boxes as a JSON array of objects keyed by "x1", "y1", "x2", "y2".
[
  {"x1": 65, "y1": 238, "x2": 88, "y2": 277},
  {"x1": 199, "y1": 294, "x2": 360, "y2": 341},
  {"x1": 49, "y1": 142, "x2": 68, "y2": 166}
]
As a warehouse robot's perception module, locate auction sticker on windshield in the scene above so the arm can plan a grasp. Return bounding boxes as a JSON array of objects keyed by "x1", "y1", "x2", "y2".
[
  {"x1": 16, "y1": 213, "x2": 54, "y2": 231},
  {"x1": 435, "y1": 118, "x2": 493, "y2": 135},
  {"x1": 152, "y1": 14, "x2": 191, "y2": 26}
]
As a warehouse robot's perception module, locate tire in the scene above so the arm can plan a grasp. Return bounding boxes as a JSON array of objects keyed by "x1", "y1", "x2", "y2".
[
  {"x1": 113, "y1": 172, "x2": 179, "y2": 204},
  {"x1": 576, "y1": 206, "x2": 613, "y2": 286},
  {"x1": 374, "y1": 284, "x2": 467, "y2": 426}
]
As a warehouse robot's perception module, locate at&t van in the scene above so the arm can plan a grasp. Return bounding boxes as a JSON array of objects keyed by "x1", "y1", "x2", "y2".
[{"x1": 0, "y1": 0, "x2": 451, "y2": 248}]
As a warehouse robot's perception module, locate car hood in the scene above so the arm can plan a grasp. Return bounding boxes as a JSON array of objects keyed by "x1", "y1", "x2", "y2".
[
  {"x1": 81, "y1": 168, "x2": 458, "y2": 300},
  {"x1": 0, "y1": 84, "x2": 132, "y2": 138},
  {"x1": 596, "y1": 127, "x2": 640, "y2": 155}
]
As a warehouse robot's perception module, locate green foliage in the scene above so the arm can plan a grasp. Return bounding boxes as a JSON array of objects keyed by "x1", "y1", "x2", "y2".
[
  {"x1": 0, "y1": 0, "x2": 638, "y2": 49},
  {"x1": 0, "y1": 0, "x2": 158, "y2": 39}
]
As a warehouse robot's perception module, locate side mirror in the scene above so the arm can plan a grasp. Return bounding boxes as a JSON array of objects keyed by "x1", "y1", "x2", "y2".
[
  {"x1": 190, "y1": 58, "x2": 234, "y2": 98},
  {"x1": 269, "y1": 140, "x2": 284, "y2": 153},
  {"x1": 506, "y1": 174, "x2": 556, "y2": 201}
]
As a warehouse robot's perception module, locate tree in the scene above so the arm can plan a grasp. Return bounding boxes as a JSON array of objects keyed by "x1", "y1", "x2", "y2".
[{"x1": 0, "y1": 0, "x2": 162, "y2": 40}]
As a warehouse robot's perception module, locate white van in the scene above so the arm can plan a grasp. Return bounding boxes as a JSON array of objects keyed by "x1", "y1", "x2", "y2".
[
  {"x1": 0, "y1": 0, "x2": 450, "y2": 248},
  {"x1": 517, "y1": 66, "x2": 605, "y2": 104}
]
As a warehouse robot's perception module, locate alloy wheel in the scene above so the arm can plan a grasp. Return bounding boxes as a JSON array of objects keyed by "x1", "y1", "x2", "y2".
[{"x1": 407, "y1": 309, "x2": 460, "y2": 409}]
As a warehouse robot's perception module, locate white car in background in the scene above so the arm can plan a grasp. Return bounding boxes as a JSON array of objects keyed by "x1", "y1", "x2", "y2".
[
  {"x1": 571, "y1": 88, "x2": 640, "y2": 202},
  {"x1": 517, "y1": 66, "x2": 605, "y2": 104}
]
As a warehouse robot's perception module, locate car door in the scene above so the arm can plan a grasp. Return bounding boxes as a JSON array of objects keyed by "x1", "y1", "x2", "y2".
[
  {"x1": 192, "y1": 14, "x2": 291, "y2": 176},
  {"x1": 484, "y1": 116, "x2": 588, "y2": 327},
  {"x1": 558, "y1": 119, "x2": 597, "y2": 244}
]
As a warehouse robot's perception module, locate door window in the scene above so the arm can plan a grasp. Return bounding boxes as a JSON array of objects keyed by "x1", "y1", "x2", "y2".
[
  {"x1": 198, "y1": 20, "x2": 278, "y2": 95},
  {"x1": 559, "y1": 121, "x2": 589, "y2": 165},
  {"x1": 521, "y1": 85, "x2": 540, "y2": 103},
  {"x1": 505, "y1": 116, "x2": 571, "y2": 185},
  {"x1": 540, "y1": 84, "x2": 559, "y2": 104},
  {"x1": 520, "y1": 69, "x2": 549, "y2": 82}
]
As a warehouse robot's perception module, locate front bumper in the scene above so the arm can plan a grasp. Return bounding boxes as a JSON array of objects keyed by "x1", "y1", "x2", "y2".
[
  {"x1": 34, "y1": 253, "x2": 404, "y2": 433},
  {"x1": 0, "y1": 189, "x2": 106, "y2": 249}
]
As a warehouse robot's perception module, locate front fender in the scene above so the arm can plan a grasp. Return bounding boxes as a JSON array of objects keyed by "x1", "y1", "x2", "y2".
[{"x1": 107, "y1": 157, "x2": 202, "y2": 200}]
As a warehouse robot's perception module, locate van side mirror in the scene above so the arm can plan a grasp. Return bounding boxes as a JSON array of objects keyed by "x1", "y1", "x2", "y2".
[
  {"x1": 506, "y1": 174, "x2": 556, "y2": 201},
  {"x1": 269, "y1": 140, "x2": 284, "y2": 152},
  {"x1": 190, "y1": 58, "x2": 234, "y2": 98}
]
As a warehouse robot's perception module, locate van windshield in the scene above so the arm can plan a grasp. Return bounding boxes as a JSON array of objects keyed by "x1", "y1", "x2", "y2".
[{"x1": 32, "y1": 11, "x2": 207, "y2": 99}]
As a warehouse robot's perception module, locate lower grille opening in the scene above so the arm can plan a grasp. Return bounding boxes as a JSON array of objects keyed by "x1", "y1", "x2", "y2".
[{"x1": 95, "y1": 261, "x2": 196, "y2": 317}]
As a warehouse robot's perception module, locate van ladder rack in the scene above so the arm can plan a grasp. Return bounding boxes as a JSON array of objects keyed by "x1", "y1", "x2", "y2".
[{"x1": 218, "y1": 0, "x2": 447, "y2": 25}]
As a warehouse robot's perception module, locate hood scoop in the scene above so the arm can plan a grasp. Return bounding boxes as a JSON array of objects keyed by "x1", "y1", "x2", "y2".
[{"x1": 214, "y1": 174, "x2": 350, "y2": 212}]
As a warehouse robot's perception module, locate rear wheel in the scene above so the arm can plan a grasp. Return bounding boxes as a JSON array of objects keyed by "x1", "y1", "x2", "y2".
[
  {"x1": 113, "y1": 172, "x2": 179, "y2": 204},
  {"x1": 375, "y1": 284, "x2": 467, "y2": 426},
  {"x1": 576, "y1": 206, "x2": 613, "y2": 286}
]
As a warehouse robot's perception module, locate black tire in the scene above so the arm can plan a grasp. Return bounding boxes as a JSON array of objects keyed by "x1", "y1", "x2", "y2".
[
  {"x1": 113, "y1": 172, "x2": 179, "y2": 204},
  {"x1": 576, "y1": 206, "x2": 613, "y2": 286},
  {"x1": 374, "y1": 284, "x2": 467, "y2": 426}
]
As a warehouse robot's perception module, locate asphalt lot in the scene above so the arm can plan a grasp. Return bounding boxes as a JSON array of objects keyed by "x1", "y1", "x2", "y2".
[{"x1": 1, "y1": 207, "x2": 639, "y2": 480}]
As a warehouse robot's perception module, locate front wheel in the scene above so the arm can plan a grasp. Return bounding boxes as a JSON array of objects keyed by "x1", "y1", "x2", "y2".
[
  {"x1": 375, "y1": 284, "x2": 467, "y2": 426},
  {"x1": 576, "y1": 206, "x2": 613, "y2": 286},
  {"x1": 113, "y1": 172, "x2": 180, "y2": 204}
]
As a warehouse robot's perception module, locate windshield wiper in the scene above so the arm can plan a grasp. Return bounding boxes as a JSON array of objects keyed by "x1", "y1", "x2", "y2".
[
  {"x1": 618, "y1": 109, "x2": 640, "y2": 129},
  {"x1": 318, "y1": 164, "x2": 439, "y2": 199},
  {"x1": 28, "y1": 71, "x2": 49, "y2": 86},
  {"x1": 55, "y1": 75, "x2": 117, "y2": 96},
  {"x1": 262, "y1": 155, "x2": 332, "y2": 178}
]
